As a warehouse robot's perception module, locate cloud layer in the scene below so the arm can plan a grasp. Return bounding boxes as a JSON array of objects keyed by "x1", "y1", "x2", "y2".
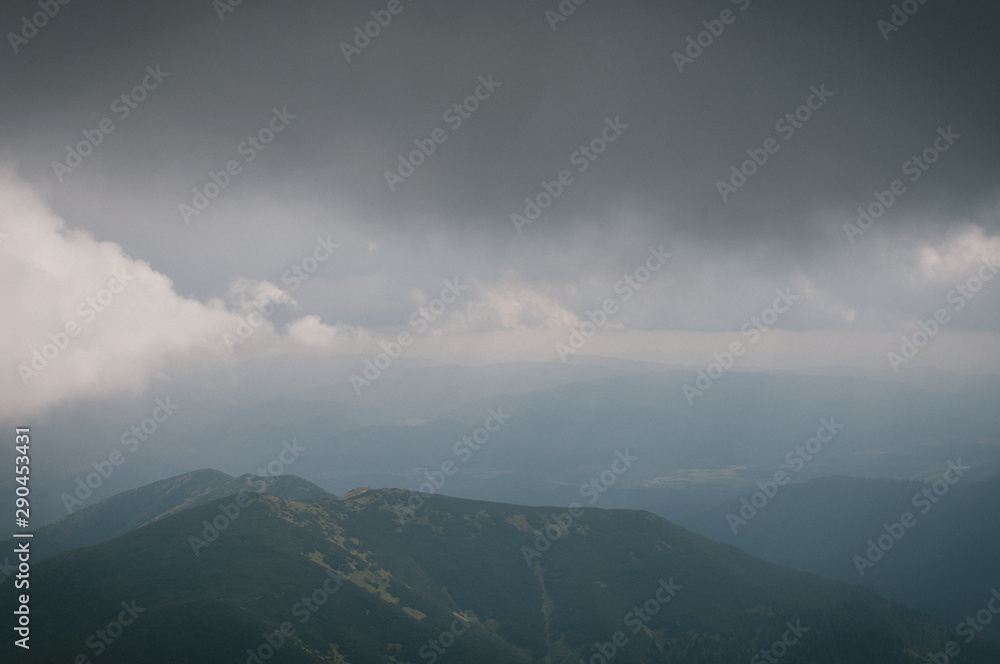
[{"x1": 2, "y1": 0, "x2": 1000, "y2": 417}]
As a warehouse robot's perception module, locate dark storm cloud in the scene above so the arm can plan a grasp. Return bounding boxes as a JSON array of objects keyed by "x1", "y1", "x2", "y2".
[
  {"x1": 4, "y1": 0, "x2": 997, "y2": 230},
  {"x1": 1, "y1": 0, "x2": 998, "y2": 347}
]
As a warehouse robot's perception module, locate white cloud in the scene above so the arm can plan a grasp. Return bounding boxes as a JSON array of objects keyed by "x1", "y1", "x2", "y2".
[
  {"x1": 0, "y1": 171, "x2": 226, "y2": 415},
  {"x1": 3, "y1": 169, "x2": 998, "y2": 421},
  {"x1": 283, "y1": 315, "x2": 367, "y2": 352},
  {"x1": 914, "y1": 224, "x2": 1000, "y2": 283},
  {"x1": 0, "y1": 171, "x2": 358, "y2": 417},
  {"x1": 459, "y1": 285, "x2": 582, "y2": 333}
]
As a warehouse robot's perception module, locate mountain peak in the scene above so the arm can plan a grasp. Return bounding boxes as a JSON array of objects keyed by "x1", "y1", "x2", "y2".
[{"x1": 340, "y1": 486, "x2": 376, "y2": 500}]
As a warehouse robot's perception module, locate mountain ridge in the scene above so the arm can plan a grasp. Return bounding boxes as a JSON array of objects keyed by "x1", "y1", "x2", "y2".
[{"x1": 5, "y1": 477, "x2": 998, "y2": 663}]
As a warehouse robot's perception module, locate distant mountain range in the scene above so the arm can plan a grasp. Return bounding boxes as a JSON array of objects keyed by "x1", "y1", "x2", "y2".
[
  {"x1": 11, "y1": 362, "x2": 1000, "y2": 531},
  {"x1": 3, "y1": 470, "x2": 998, "y2": 663},
  {"x1": 678, "y1": 474, "x2": 1000, "y2": 632}
]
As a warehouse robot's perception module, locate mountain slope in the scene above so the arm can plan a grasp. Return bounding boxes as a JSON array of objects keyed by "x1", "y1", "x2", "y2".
[
  {"x1": 5, "y1": 485, "x2": 998, "y2": 663},
  {"x1": 678, "y1": 474, "x2": 1000, "y2": 630},
  {"x1": 3, "y1": 469, "x2": 331, "y2": 565}
]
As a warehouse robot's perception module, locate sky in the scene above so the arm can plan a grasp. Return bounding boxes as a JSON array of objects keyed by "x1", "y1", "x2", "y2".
[{"x1": 1, "y1": 0, "x2": 999, "y2": 419}]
